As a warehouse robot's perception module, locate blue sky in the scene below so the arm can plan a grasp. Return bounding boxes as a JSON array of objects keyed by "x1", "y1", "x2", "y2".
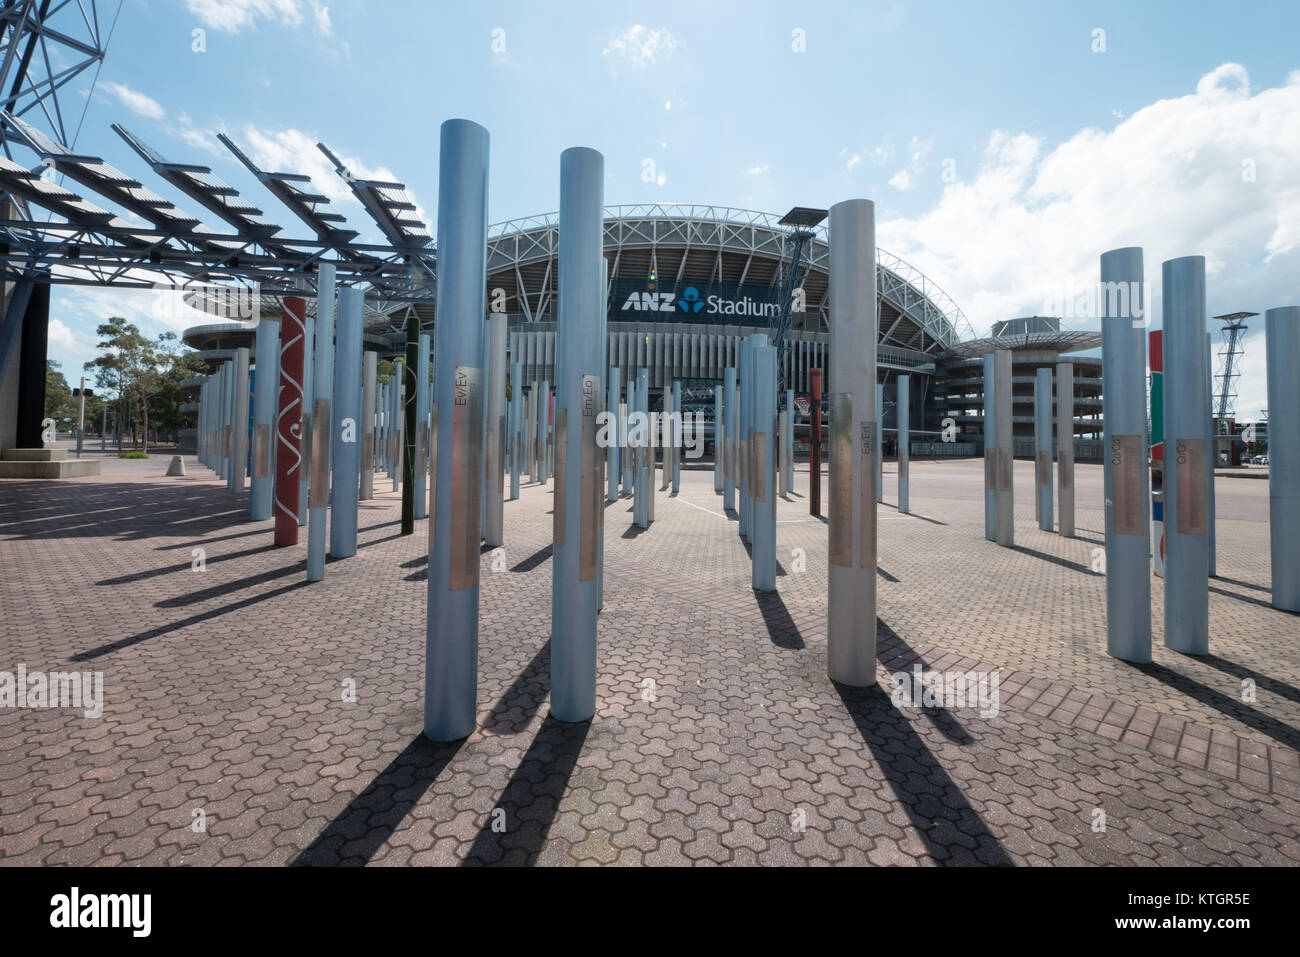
[{"x1": 38, "y1": 0, "x2": 1300, "y2": 418}]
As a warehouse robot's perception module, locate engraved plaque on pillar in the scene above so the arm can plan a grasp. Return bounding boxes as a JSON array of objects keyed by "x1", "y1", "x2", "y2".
[
  {"x1": 253, "y1": 424, "x2": 270, "y2": 478},
  {"x1": 1037, "y1": 450, "x2": 1051, "y2": 488},
  {"x1": 427, "y1": 404, "x2": 438, "y2": 553},
  {"x1": 450, "y1": 368, "x2": 483, "y2": 591},
  {"x1": 580, "y1": 374, "x2": 600, "y2": 582},
  {"x1": 309, "y1": 398, "x2": 331, "y2": 508},
  {"x1": 553, "y1": 408, "x2": 568, "y2": 548},
  {"x1": 1175, "y1": 437, "x2": 1207, "y2": 535},
  {"x1": 752, "y1": 432, "x2": 767, "y2": 503},
  {"x1": 997, "y1": 447, "x2": 1013, "y2": 492},
  {"x1": 828, "y1": 393, "x2": 853, "y2": 568},
  {"x1": 1058, "y1": 450, "x2": 1073, "y2": 490},
  {"x1": 496, "y1": 413, "x2": 506, "y2": 495},
  {"x1": 360, "y1": 432, "x2": 373, "y2": 474},
  {"x1": 1111, "y1": 434, "x2": 1143, "y2": 536},
  {"x1": 860, "y1": 419, "x2": 877, "y2": 570},
  {"x1": 222, "y1": 425, "x2": 232, "y2": 457},
  {"x1": 985, "y1": 447, "x2": 996, "y2": 489},
  {"x1": 739, "y1": 436, "x2": 748, "y2": 487}
]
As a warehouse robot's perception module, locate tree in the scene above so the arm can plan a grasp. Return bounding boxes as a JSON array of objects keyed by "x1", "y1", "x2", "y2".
[{"x1": 44, "y1": 360, "x2": 77, "y2": 426}]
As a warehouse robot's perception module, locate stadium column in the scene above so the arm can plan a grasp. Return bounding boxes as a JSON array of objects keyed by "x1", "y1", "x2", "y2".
[
  {"x1": 662, "y1": 382, "x2": 673, "y2": 491},
  {"x1": 485, "y1": 314, "x2": 507, "y2": 547},
  {"x1": 809, "y1": 368, "x2": 822, "y2": 516},
  {"x1": 1265, "y1": 306, "x2": 1300, "y2": 611},
  {"x1": 724, "y1": 367, "x2": 737, "y2": 507},
  {"x1": 528, "y1": 380, "x2": 538, "y2": 481},
  {"x1": 215, "y1": 362, "x2": 228, "y2": 481},
  {"x1": 307, "y1": 263, "x2": 336, "y2": 583},
  {"x1": 1035, "y1": 367, "x2": 1053, "y2": 532},
  {"x1": 672, "y1": 379, "x2": 681, "y2": 493},
  {"x1": 426, "y1": 118, "x2": 489, "y2": 743},
  {"x1": 331, "y1": 287, "x2": 363, "y2": 557},
  {"x1": 251, "y1": 314, "x2": 279, "y2": 519},
  {"x1": 551, "y1": 146, "x2": 603, "y2": 723},
  {"x1": 1100, "y1": 247, "x2": 1151, "y2": 663},
  {"x1": 713, "y1": 384, "x2": 723, "y2": 493},
  {"x1": 994, "y1": 349, "x2": 1013, "y2": 547},
  {"x1": 634, "y1": 369, "x2": 649, "y2": 528},
  {"x1": 1056, "y1": 362, "x2": 1074, "y2": 537},
  {"x1": 876, "y1": 382, "x2": 883, "y2": 505},
  {"x1": 607, "y1": 367, "x2": 621, "y2": 502},
  {"x1": 983, "y1": 354, "x2": 996, "y2": 541},
  {"x1": 739, "y1": 337, "x2": 752, "y2": 541},
  {"x1": 752, "y1": 343, "x2": 777, "y2": 591},
  {"x1": 785, "y1": 388, "x2": 795, "y2": 496},
  {"x1": 826, "y1": 198, "x2": 878, "y2": 687},
  {"x1": 538, "y1": 378, "x2": 550, "y2": 484},
  {"x1": 229, "y1": 346, "x2": 250, "y2": 494},
  {"x1": 647, "y1": 385, "x2": 657, "y2": 522},
  {"x1": 1205, "y1": 332, "x2": 1216, "y2": 578},
  {"x1": 392, "y1": 358, "x2": 404, "y2": 492},
  {"x1": 897, "y1": 374, "x2": 909, "y2": 515},
  {"x1": 415, "y1": 333, "x2": 431, "y2": 520},
  {"x1": 274, "y1": 297, "x2": 307, "y2": 546},
  {"x1": 402, "y1": 311, "x2": 419, "y2": 535},
  {"x1": 360, "y1": 350, "x2": 376, "y2": 501},
  {"x1": 299, "y1": 309, "x2": 314, "y2": 526},
  {"x1": 1163, "y1": 255, "x2": 1210, "y2": 655},
  {"x1": 511, "y1": 359, "x2": 523, "y2": 501}
]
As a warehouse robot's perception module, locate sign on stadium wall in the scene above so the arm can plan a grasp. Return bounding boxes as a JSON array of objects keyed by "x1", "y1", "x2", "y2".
[{"x1": 611, "y1": 279, "x2": 789, "y2": 326}]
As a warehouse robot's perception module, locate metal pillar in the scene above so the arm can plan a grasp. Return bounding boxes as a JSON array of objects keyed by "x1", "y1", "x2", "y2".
[
  {"x1": 13, "y1": 281, "x2": 49, "y2": 450},
  {"x1": 724, "y1": 367, "x2": 737, "y2": 508},
  {"x1": 274, "y1": 297, "x2": 307, "y2": 546},
  {"x1": 826, "y1": 198, "x2": 877, "y2": 687},
  {"x1": 1056, "y1": 362, "x2": 1074, "y2": 537},
  {"x1": 1205, "y1": 332, "x2": 1216, "y2": 577},
  {"x1": 511, "y1": 359, "x2": 523, "y2": 501},
  {"x1": 994, "y1": 349, "x2": 1014, "y2": 547},
  {"x1": 671, "y1": 379, "x2": 681, "y2": 493},
  {"x1": 228, "y1": 347, "x2": 250, "y2": 493},
  {"x1": 897, "y1": 374, "x2": 909, "y2": 514},
  {"x1": 537, "y1": 378, "x2": 550, "y2": 484},
  {"x1": 713, "y1": 385, "x2": 724, "y2": 493},
  {"x1": 876, "y1": 382, "x2": 883, "y2": 505},
  {"x1": 739, "y1": 337, "x2": 752, "y2": 541},
  {"x1": 1101, "y1": 247, "x2": 1152, "y2": 662},
  {"x1": 634, "y1": 369, "x2": 648, "y2": 528},
  {"x1": 1163, "y1": 256, "x2": 1210, "y2": 655},
  {"x1": 307, "y1": 264, "x2": 336, "y2": 583},
  {"x1": 299, "y1": 310, "x2": 313, "y2": 526},
  {"x1": 484, "y1": 315, "x2": 506, "y2": 546},
  {"x1": 784, "y1": 388, "x2": 795, "y2": 496},
  {"x1": 251, "y1": 316, "x2": 278, "y2": 519},
  {"x1": 414, "y1": 333, "x2": 431, "y2": 520},
  {"x1": 392, "y1": 358, "x2": 404, "y2": 493},
  {"x1": 661, "y1": 383, "x2": 673, "y2": 490},
  {"x1": 402, "y1": 312, "x2": 419, "y2": 535},
  {"x1": 426, "y1": 118, "x2": 489, "y2": 743},
  {"x1": 646, "y1": 381, "x2": 656, "y2": 523},
  {"x1": 1035, "y1": 367, "x2": 1053, "y2": 532},
  {"x1": 752, "y1": 343, "x2": 777, "y2": 592},
  {"x1": 984, "y1": 354, "x2": 996, "y2": 541},
  {"x1": 551, "y1": 146, "x2": 603, "y2": 724},
  {"x1": 360, "y1": 351, "x2": 376, "y2": 501},
  {"x1": 1266, "y1": 306, "x2": 1300, "y2": 611},
  {"x1": 331, "y1": 287, "x2": 363, "y2": 557},
  {"x1": 809, "y1": 368, "x2": 822, "y2": 516},
  {"x1": 607, "y1": 367, "x2": 621, "y2": 502}
]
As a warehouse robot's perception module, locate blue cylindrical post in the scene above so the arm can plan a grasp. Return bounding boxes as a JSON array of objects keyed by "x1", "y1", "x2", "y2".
[
  {"x1": 672, "y1": 379, "x2": 681, "y2": 492},
  {"x1": 484, "y1": 315, "x2": 506, "y2": 545},
  {"x1": 1035, "y1": 367, "x2": 1053, "y2": 531},
  {"x1": 739, "y1": 339, "x2": 752, "y2": 541},
  {"x1": 551, "y1": 146, "x2": 603, "y2": 723},
  {"x1": 752, "y1": 344, "x2": 777, "y2": 591},
  {"x1": 1266, "y1": 306, "x2": 1300, "y2": 610},
  {"x1": 784, "y1": 388, "x2": 795, "y2": 495},
  {"x1": 607, "y1": 366, "x2": 621, "y2": 502},
  {"x1": 634, "y1": 368, "x2": 648, "y2": 528},
  {"x1": 426, "y1": 118, "x2": 490, "y2": 743},
  {"x1": 1163, "y1": 256, "x2": 1210, "y2": 655},
  {"x1": 983, "y1": 353, "x2": 996, "y2": 541},
  {"x1": 331, "y1": 286, "x2": 362, "y2": 557},
  {"x1": 897, "y1": 374, "x2": 909, "y2": 515},
  {"x1": 1101, "y1": 247, "x2": 1152, "y2": 662},
  {"x1": 1205, "y1": 332, "x2": 1216, "y2": 577},
  {"x1": 299, "y1": 309, "x2": 314, "y2": 525},
  {"x1": 360, "y1": 351, "x2": 376, "y2": 500},
  {"x1": 415, "y1": 333, "x2": 431, "y2": 520},
  {"x1": 537, "y1": 378, "x2": 550, "y2": 485},
  {"x1": 510, "y1": 359, "x2": 522, "y2": 501},
  {"x1": 724, "y1": 366, "x2": 737, "y2": 510},
  {"x1": 713, "y1": 384, "x2": 723, "y2": 493},
  {"x1": 307, "y1": 264, "x2": 336, "y2": 582},
  {"x1": 876, "y1": 381, "x2": 884, "y2": 505}
]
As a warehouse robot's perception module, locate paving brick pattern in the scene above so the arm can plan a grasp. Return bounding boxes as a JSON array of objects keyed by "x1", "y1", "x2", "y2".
[{"x1": 0, "y1": 452, "x2": 1297, "y2": 866}]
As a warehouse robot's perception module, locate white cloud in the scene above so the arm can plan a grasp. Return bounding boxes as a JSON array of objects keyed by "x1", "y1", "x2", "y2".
[
  {"x1": 310, "y1": 2, "x2": 332, "y2": 37},
  {"x1": 602, "y1": 25, "x2": 678, "y2": 69},
  {"x1": 48, "y1": 318, "x2": 79, "y2": 349},
  {"x1": 99, "y1": 82, "x2": 164, "y2": 120},
  {"x1": 743, "y1": 164, "x2": 769, "y2": 176},
  {"x1": 186, "y1": 0, "x2": 303, "y2": 33},
  {"x1": 888, "y1": 169, "x2": 912, "y2": 191},
  {"x1": 876, "y1": 64, "x2": 1300, "y2": 417},
  {"x1": 167, "y1": 111, "x2": 224, "y2": 158}
]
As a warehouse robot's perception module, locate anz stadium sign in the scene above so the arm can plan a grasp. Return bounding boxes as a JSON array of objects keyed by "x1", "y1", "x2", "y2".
[{"x1": 614, "y1": 281, "x2": 794, "y2": 324}]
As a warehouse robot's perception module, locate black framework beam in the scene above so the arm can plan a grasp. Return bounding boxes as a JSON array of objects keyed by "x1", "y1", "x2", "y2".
[{"x1": 15, "y1": 275, "x2": 49, "y2": 447}]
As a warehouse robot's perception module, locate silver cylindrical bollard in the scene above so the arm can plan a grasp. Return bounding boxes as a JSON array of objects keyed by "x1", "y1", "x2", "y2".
[
  {"x1": 229, "y1": 347, "x2": 250, "y2": 494},
  {"x1": 672, "y1": 380, "x2": 681, "y2": 493},
  {"x1": 608, "y1": 366, "x2": 621, "y2": 502},
  {"x1": 826, "y1": 198, "x2": 878, "y2": 687},
  {"x1": 876, "y1": 382, "x2": 883, "y2": 505},
  {"x1": 1101, "y1": 247, "x2": 1152, "y2": 662},
  {"x1": 1205, "y1": 332, "x2": 1216, "y2": 578},
  {"x1": 897, "y1": 374, "x2": 909, "y2": 515},
  {"x1": 983, "y1": 353, "x2": 996, "y2": 541},
  {"x1": 484, "y1": 314, "x2": 506, "y2": 545},
  {"x1": 1266, "y1": 306, "x2": 1300, "y2": 610},
  {"x1": 785, "y1": 388, "x2": 795, "y2": 496},
  {"x1": 299, "y1": 310, "x2": 314, "y2": 525},
  {"x1": 1056, "y1": 362, "x2": 1074, "y2": 537},
  {"x1": 1035, "y1": 367, "x2": 1053, "y2": 532},
  {"x1": 414, "y1": 333, "x2": 431, "y2": 520},
  {"x1": 724, "y1": 367, "x2": 737, "y2": 509},
  {"x1": 994, "y1": 350, "x2": 1013, "y2": 547},
  {"x1": 1163, "y1": 255, "x2": 1210, "y2": 655},
  {"x1": 331, "y1": 287, "x2": 363, "y2": 557},
  {"x1": 550, "y1": 146, "x2": 603, "y2": 723},
  {"x1": 307, "y1": 264, "x2": 335, "y2": 582},
  {"x1": 752, "y1": 344, "x2": 777, "y2": 591},
  {"x1": 251, "y1": 318, "x2": 278, "y2": 519},
  {"x1": 713, "y1": 384, "x2": 723, "y2": 493},
  {"x1": 510, "y1": 359, "x2": 522, "y2": 501},
  {"x1": 426, "y1": 118, "x2": 490, "y2": 743}
]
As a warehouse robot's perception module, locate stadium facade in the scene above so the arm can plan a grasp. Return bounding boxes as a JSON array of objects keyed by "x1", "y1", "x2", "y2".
[{"x1": 182, "y1": 205, "x2": 1103, "y2": 454}]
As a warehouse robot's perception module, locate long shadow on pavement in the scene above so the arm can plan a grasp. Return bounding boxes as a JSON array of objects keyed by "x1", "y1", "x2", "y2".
[{"x1": 292, "y1": 735, "x2": 464, "y2": 866}]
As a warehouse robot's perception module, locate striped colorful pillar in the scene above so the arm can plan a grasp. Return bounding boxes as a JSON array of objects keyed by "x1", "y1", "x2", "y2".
[{"x1": 274, "y1": 297, "x2": 307, "y2": 546}]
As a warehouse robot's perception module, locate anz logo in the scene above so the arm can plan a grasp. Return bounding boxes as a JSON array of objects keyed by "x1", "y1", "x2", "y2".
[
  {"x1": 621, "y1": 290, "x2": 677, "y2": 313},
  {"x1": 620, "y1": 284, "x2": 783, "y2": 319}
]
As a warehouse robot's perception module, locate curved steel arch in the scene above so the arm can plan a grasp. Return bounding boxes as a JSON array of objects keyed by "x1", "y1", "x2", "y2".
[{"x1": 484, "y1": 203, "x2": 972, "y2": 351}]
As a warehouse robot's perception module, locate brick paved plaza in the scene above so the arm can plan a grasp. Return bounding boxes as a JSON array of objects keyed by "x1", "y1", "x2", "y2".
[{"x1": 1, "y1": 451, "x2": 1297, "y2": 866}]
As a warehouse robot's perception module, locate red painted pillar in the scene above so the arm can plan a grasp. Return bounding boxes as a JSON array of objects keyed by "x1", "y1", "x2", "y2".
[
  {"x1": 274, "y1": 297, "x2": 307, "y2": 545},
  {"x1": 810, "y1": 367, "x2": 823, "y2": 516}
]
